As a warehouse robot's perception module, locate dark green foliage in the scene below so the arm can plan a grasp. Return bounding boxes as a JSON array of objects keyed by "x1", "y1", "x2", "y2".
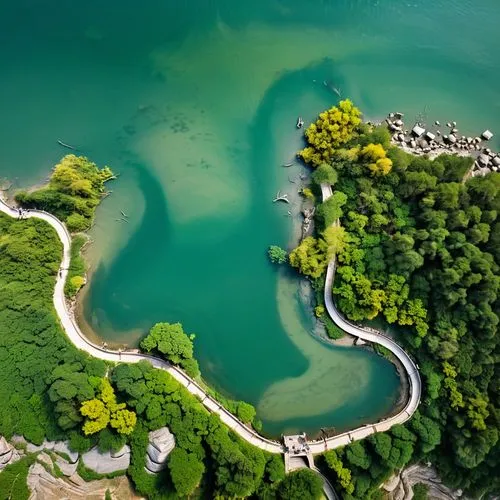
[
  {"x1": 312, "y1": 163, "x2": 339, "y2": 186},
  {"x1": 111, "y1": 362, "x2": 271, "y2": 497},
  {"x1": 65, "y1": 234, "x2": 87, "y2": 297},
  {"x1": 97, "y1": 428, "x2": 127, "y2": 453},
  {"x1": 300, "y1": 108, "x2": 500, "y2": 497},
  {"x1": 316, "y1": 191, "x2": 347, "y2": 230},
  {"x1": 204, "y1": 384, "x2": 260, "y2": 430},
  {"x1": 15, "y1": 155, "x2": 114, "y2": 232},
  {"x1": 412, "y1": 482, "x2": 429, "y2": 500},
  {"x1": 0, "y1": 214, "x2": 104, "y2": 444},
  {"x1": 323, "y1": 316, "x2": 344, "y2": 339},
  {"x1": 373, "y1": 343, "x2": 392, "y2": 360},
  {"x1": 268, "y1": 245, "x2": 288, "y2": 264},
  {"x1": 140, "y1": 322, "x2": 200, "y2": 378},
  {"x1": 76, "y1": 459, "x2": 127, "y2": 482},
  {"x1": 127, "y1": 423, "x2": 166, "y2": 498},
  {"x1": 68, "y1": 431, "x2": 95, "y2": 454},
  {"x1": 168, "y1": 448, "x2": 205, "y2": 496},
  {"x1": 236, "y1": 401, "x2": 257, "y2": 424},
  {"x1": 277, "y1": 468, "x2": 323, "y2": 500},
  {"x1": 0, "y1": 455, "x2": 36, "y2": 500}
]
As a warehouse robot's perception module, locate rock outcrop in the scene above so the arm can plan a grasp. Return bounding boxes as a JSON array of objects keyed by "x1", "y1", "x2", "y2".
[
  {"x1": 24, "y1": 439, "x2": 79, "y2": 465},
  {"x1": 145, "y1": 427, "x2": 175, "y2": 474},
  {"x1": 0, "y1": 436, "x2": 22, "y2": 470},
  {"x1": 383, "y1": 464, "x2": 465, "y2": 500},
  {"x1": 27, "y1": 461, "x2": 141, "y2": 500},
  {"x1": 81, "y1": 445, "x2": 131, "y2": 475}
]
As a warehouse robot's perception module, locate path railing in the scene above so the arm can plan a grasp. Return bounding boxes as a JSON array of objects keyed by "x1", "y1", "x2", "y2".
[{"x1": 0, "y1": 189, "x2": 421, "y2": 456}]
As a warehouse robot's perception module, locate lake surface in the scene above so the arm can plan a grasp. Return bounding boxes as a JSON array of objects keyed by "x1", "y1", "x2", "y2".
[{"x1": 1, "y1": 0, "x2": 499, "y2": 437}]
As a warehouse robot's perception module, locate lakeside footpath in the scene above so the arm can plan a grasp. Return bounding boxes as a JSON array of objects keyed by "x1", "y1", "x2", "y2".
[{"x1": 0, "y1": 191, "x2": 421, "y2": 455}]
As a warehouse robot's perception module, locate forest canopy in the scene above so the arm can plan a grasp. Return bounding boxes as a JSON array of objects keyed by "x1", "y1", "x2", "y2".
[
  {"x1": 292, "y1": 100, "x2": 500, "y2": 498},
  {"x1": 0, "y1": 213, "x2": 289, "y2": 498}
]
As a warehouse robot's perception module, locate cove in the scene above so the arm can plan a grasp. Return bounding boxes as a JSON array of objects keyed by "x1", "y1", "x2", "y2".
[
  {"x1": 83, "y1": 60, "x2": 401, "y2": 437},
  {"x1": 0, "y1": 0, "x2": 499, "y2": 437}
]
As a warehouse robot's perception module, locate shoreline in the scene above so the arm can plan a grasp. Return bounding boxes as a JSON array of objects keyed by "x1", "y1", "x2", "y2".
[{"x1": 0, "y1": 158, "x2": 420, "y2": 456}]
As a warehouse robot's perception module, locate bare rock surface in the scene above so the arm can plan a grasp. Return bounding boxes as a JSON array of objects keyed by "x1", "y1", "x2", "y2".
[
  {"x1": 55, "y1": 455, "x2": 79, "y2": 477},
  {"x1": 54, "y1": 441, "x2": 79, "y2": 464},
  {"x1": 145, "y1": 427, "x2": 175, "y2": 473},
  {"x1": 384, "y1": 464, "x2": 466, "y2": 500},
  {"x1": 81, "y1": 445, "x2": 130, "y2": 475},
  {"x1": 0, "y1": 435, "x2": 23, "y2": 470},
  {"x1": 27, "y1": 461, "x2": 141, "y2": 500}
]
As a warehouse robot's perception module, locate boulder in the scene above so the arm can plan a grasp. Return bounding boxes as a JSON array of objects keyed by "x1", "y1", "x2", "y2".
[
  {"x1": 0, "y1": 436, "x2": 22, "y2": 470},
  {"x1": 478, "y1": 154, "x2": 490, "y2": 166},
  {"x1": 412, "y1": 124, "x2": 425, "y2": 137},
  {"x1": 82, "y1": 445, "x2": 130, "y2": 475},
  {"x1": 27, "y1": 439, "x2": 54, "y2": 454},
  {"x1": 145, "y1": 427, "x2": 175, "y2": 474},
  {"x1": 482, "y1": 130, "x2": 493, "y2": 140}
]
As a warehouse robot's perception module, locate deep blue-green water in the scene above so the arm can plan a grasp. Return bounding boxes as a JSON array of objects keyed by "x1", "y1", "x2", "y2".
[{"x1": 0, "y1": 0, "x2": 499, "y2": 437}]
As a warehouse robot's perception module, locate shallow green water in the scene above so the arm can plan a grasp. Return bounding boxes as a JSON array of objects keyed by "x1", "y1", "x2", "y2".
[{"x1": 1, "y1": 0, "x2": 499, "y2": 437}]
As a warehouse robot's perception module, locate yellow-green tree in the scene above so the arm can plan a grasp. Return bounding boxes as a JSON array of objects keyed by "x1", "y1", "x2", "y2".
[
  {"x1": 300, "y1": 100, "x2": 362, "y2": 167},
  {"x1": 323, "y1": 225, "x2": 347, "y2": 259},
  {"x1": 360, "y1": 143, "x2": 393, "y2": 176},
  {"x1": 289, "y1": 237, "x2": 329, "y2": 279},
  {"x1": 80, "y1": 378, "x2": 136, "y2": 436},
  {"x1": 81, "y1": 399, "x2": 109, "y2": 435}
]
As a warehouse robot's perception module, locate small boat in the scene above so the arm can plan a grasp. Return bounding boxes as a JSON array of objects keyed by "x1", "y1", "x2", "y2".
[
  {"x1": 282, "y1": 162, "x2": 294, "y2": 167},
  {"x1": 296, "y1": 116, "x2": 304, "y2": 129},
  {"x1": 120, "y1": 210, "x2": 128, "y2": 218},
  {"x1": 57, "y1": 139, "x2": 77, "y2": 151}
]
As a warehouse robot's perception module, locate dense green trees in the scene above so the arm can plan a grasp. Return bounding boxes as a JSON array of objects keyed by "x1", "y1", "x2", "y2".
[
  {"x1": 15, "y1": 155, "x2": 114, "y2": 232},
  {"x1": 111, "y1": 361, "x2": 283, "y2": 498},
  {"x1": 0, "y1": 213, "x2": 289, "y2": 498},
  {"x1": 295, "y1": 102, "x2": 500, "y2": 498},
  {"x1": 168, "y1": 448, "x2": 205, "y2": 497},
  {"x1": 140, "y1": 322, "x2": 200, "y2": 378},
  {"x1": 276, "y1": 468, "x2": 323, "y2": 500},
  {"x1": 65, "y1": 235, "x2": 87, "y2": 297},
  {"x1": 0, "y1": 214, "x2": 100, "y2": 444}
]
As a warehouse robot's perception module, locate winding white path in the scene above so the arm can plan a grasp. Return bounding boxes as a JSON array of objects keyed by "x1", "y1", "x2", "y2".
[
  {"x1": 305, "y1": 185, "x2": 422, "y2": 454},
  {"x1": 0, "y1": 188, "x2": 420, "y2": 457}
]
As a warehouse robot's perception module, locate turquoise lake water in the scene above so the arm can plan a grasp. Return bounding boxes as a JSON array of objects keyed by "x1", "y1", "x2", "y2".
[{"x1": 0, "y1": 0, "x2": 499, "y2": 437}]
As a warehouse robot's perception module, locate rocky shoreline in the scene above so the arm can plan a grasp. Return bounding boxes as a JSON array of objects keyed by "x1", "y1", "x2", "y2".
[{"x1": 386, "y1": 112, "x2": 497, "y2": 176}]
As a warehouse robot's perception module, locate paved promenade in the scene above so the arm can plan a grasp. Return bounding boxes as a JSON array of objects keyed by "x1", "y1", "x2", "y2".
[{"x1": 0, "y1": 189, "x2": 420, "y2": 457}]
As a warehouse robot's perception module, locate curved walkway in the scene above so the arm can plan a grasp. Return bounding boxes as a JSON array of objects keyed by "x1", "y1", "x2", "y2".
[
  {"x1": 305, "y1": 185, "x2": 422, "y2": 454},
  {"x1": 0, "y1": 190, "x2": 420, "y2": 457},
  {"x1": 0, "y1": 197, "x2": 282, "y2": 454}
]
